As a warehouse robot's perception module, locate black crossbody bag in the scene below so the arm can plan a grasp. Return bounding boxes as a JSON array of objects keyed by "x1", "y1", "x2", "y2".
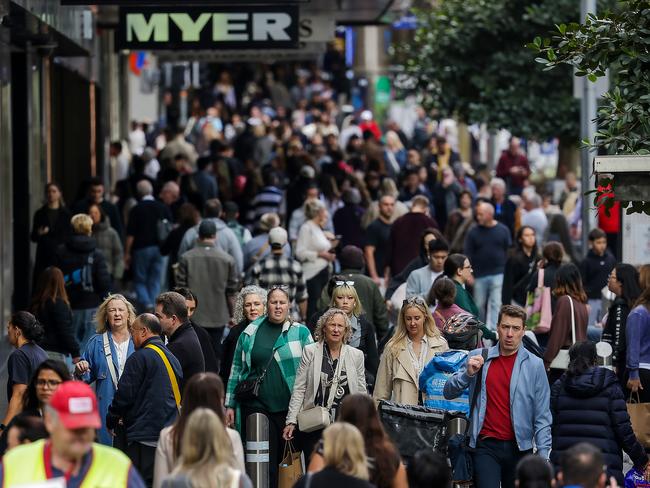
[{"x1": 234, "y1": 351, "x2": 277, "y2": 402}]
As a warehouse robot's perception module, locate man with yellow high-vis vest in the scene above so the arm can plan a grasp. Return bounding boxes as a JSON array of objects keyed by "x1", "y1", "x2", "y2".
[
  {"x1": 107, "y1": 313, "x2": 182, "y2": 488},
  {"x1": 0, "y1": 381, "x2": 146, "y2": 487}
]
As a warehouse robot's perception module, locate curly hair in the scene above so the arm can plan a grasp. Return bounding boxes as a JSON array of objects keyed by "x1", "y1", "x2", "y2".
[
  {"x1": 314, "y1": 308, "x2": 352, "y2": 343},
  {"x1": 95, "y1": 294, "x2": 137, "y2": 333},
  {"x1": 232, "y1": 285, "x2": 268, "y2": 324}
]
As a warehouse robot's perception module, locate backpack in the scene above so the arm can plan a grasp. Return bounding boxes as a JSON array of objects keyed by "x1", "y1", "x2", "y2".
[
  {"x1": 64, "y1": 252, "x2": 94, "y2": 293},
  {"x1": 440, "y1": 312, "x2": 482, "y2": 351}
]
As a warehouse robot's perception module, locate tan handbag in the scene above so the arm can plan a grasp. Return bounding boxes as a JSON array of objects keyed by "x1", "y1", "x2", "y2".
[
  {"x1": 297, "y1": 348, "x2": 343, "y2": 433},
  {"x1": 627, "y1": 392, "x2": 650, "y2": 448},
  {"x1": 550, "y1": 296, "x2": 575, "y2": 370}
]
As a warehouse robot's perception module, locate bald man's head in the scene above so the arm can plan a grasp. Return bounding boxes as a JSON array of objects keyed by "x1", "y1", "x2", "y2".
[{"x1": 476, "y1": 201, "x2": 495, "y2": 226}]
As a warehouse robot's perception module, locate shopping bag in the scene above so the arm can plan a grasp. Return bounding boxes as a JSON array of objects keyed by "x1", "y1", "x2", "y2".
[
  {"x1": 278, "y1": 441, "x2": 304, "y2": 488},
  {"x1": 627, "y1": 393, "x2": 650, "y2": 448},
  {"x1": 525, "y1": 269, "x2": 552, "y2": 333}
]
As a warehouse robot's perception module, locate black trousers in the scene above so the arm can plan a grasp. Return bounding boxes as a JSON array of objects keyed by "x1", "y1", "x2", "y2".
[
  {"x1": 240, "y1": 406, "x2": 287, "y2": 488},
  {"x1": 125, "y1": 442, "x2": 156, "y2": 488}
]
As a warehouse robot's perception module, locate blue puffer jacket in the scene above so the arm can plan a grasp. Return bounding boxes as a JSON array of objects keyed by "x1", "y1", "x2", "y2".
[{"x1": 550, "y1": 366, "x2": 648, "y2": 484}]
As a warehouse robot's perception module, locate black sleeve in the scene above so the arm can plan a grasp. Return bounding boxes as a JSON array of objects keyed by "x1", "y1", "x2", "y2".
[
  {"x1": 93, "y1": 250, "x2": 112, "y2": 297},
  {"x1": 30, "y1": 209, "x2": 42, "y2": 243},
  {"x1": 362, "y1": 319, "x2": 379, "y2": 384},
  {"x1": 106, "y1": 203, "x2": 124, "y2": 238},
  {"x1": 502, "y1": 257, "x2": 515, "y2": 305},
  {"x1": 52, "y1": 300, "x2": 80, "y2": 357}
]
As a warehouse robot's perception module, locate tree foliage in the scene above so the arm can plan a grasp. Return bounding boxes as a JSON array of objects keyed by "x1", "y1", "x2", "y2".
[
  {"x1": 394, "y1": 0, "x2": 580, "y2": 142},
  {"x1": 533, "y1": 0, "x2": 650, "y2": 214}
]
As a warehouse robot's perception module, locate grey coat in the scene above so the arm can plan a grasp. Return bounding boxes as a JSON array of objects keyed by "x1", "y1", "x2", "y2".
[{"x1": 176, "y1": 244, "x2": 238, "y2": 328}]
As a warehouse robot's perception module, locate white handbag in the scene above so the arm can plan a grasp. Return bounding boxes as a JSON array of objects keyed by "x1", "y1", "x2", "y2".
[
  {"x1": 550, "y1": 296, "x2": 576, "y2": 370},
  {"x1": 297, "y1": 348, "x2": 343, "y2": 433}
]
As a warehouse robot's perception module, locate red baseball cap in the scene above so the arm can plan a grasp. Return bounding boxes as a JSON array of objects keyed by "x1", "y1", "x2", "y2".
[{"x1": 49, "y1": 381, "x2": 101, "y2": 430}]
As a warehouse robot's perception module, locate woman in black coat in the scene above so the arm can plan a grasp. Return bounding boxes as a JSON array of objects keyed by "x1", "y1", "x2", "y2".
[
  {"x1": 31, "y1": 183, "x2": 71, "y2": 285},
  {"x1": 502, "y1": 226, "x2": 539, "y2": 306},
  {"x1": 550, "y1": 341, "x2": 650, "y2": 484},
  {"x1": 602, "y1": 263, "x2": 641, "y2": 385}
]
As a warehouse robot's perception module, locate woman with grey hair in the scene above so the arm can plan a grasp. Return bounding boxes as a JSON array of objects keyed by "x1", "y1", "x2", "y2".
[
  {"x1": 220, "y1": 286, "x2": 267, "y2": 383},
  {"x1": 282, "y1": 308, "x2": 367, "y2": 461}
]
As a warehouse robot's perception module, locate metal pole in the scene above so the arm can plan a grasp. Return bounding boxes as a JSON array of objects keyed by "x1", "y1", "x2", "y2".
[
  {"x1": 580, "y1": 0, "x2": 598, "y2": 256},
  {"x1": 245, "y1": 413, "x2": 270, "y2": 488}
]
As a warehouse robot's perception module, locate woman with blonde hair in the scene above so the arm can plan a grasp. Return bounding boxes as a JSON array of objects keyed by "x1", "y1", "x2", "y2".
[
  {"x1": 295, "y1": 422, "x2": 375, "y2": 488},
  {"x1": 74, "y1": 293, "x2": 136, "y2": 445},
  {"x1": 373, "y1": 296, "x2": 449, "y2": 405},
  {"x1": 328, "y1": 283, "x2": 379, "y2": 388},
  {"x1": 283, "y1": 308, "x2": 367, "y2": 460},
  {"x1": 161, "y1": 408, "x2": 252, "y2": 488}
]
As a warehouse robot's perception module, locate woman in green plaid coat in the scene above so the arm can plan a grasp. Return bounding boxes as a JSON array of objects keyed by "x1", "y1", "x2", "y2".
[{"x1": 225, "y1": 286, "x2": 313, "y2": 488}]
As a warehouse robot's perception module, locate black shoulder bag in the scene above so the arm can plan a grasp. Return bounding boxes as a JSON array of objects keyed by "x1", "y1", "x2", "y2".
[
  {"x1": 233, "y1": 350, "x2": 277, "y2": 402},
  {"x1": 449, "y1": 348, "x2": 488, "y2": 484}
]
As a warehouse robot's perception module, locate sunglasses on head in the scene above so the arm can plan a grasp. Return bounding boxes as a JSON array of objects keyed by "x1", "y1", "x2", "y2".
[
  {"x1": 335, "y1": 280, "x2": 355, "y2": 287},
  {"x1": 269, "y1": 284, "x2": 289, "y2": 291},
  {"x1": 403, "y1": 296, "x2": 426, "y2": 307}
]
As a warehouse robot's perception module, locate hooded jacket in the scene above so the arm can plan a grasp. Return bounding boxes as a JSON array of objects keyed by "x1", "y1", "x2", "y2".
[
  {"x1": 550, "y1": 367, "x2": 648, "y2": 484},
  {"x1": 56, "y1": 235, "x2": 111, "y2": 309}
]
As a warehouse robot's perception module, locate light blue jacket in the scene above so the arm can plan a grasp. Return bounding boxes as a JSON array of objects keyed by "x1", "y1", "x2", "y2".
[
  {"x1": 405, "y1": 265, "x2": 442, "y2": 299},
  {"x1": 80, "y1": 333, "x2": 135, "y2": 445},
  {"x1": 443, "y1": 344, "x2": 552, "y2": 458}
]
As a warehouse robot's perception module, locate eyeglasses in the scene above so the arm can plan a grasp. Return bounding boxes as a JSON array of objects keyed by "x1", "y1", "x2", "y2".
[
  {"x1": 36, "y1": 379, "x2": 63, "y2": 389},
  {"x1": 403, "y1": 296, "x2": 427, "y2": 307},
  {"x1": 335, "y1": 281, "x2": 355, "y2": 287}
]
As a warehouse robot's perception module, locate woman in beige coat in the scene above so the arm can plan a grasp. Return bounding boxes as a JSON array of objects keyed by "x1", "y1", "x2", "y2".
[
  {"x1": 283, "y1": 308, "x2": 367, "y2": 460},
  {"x1": 373, "y1": 296, "x2": 449, "y2": 405}
]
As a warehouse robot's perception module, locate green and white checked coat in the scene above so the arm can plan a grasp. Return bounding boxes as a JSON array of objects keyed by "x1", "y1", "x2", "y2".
[{"x1": 225, "y1": 316, "x2": 313, "y2": 410}]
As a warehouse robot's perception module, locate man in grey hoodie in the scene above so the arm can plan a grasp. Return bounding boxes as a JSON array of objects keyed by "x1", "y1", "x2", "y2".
[{"x1": 178, "y1": 199, "x2": 244, "y2": 276}]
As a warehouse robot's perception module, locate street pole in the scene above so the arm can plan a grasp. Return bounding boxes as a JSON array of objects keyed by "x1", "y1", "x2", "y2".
[{"x1": 580, "y1": 0, "x2": 598, "y2": 257}]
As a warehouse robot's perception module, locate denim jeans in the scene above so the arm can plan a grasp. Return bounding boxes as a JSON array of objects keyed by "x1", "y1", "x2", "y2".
[
  {"x1": 588, "y1": 298, "x2": 602, "y2": 326},
  {"x1": 72, "y1": 308, "x2": 97, "y2": 352},
  {"x1": 132, "y1": 245, "x2": 163, "y2": 310},
  {"x1": 473, "y1": 438, "x2": 532, "y2": 488},
  {"x1": 473, "y1": 273, "x2": 504, "y2": 331}
]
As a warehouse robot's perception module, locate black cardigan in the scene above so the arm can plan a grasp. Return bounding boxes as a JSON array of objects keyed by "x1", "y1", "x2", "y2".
[{"x1": 550, "y1": 367, "x2": 648, "y2": 484}]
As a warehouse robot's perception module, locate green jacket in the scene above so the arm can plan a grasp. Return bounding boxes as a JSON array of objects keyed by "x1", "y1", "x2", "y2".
[
  {"x1": 454, "y1": 280, "x2": 496, "y2": 341},
  {"x1": 225, "y1": 316, "x2": 313, "y2": 409},
  {"x1": 317, "y1": 268, "x2": 389, "y2": 338}
]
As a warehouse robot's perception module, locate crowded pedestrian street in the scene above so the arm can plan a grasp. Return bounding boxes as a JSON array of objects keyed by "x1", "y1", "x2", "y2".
[{"x1": 0, "y1": 0, "x2": 649, "y2": 487}]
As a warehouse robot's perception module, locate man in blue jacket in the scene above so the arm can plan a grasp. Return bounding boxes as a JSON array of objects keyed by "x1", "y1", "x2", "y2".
[
  {"x1": 107, "y1": 313, "x2": 182, "y2": 487},
  {"x1": 444, "y1": 304, "x2": 551, "y2": 488}
]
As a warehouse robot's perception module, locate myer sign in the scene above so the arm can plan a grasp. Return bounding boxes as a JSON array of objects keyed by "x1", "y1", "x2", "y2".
[{"x1": 116, "y1": 6, "x2": 299, "y2": 50}]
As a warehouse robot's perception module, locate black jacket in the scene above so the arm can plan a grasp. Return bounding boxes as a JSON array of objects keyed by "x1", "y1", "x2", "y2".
[
  {"x1": 56, "y1": 235, "x2": 112, "y2": 309},
  {"x1": 191, "y1": 321, "x2": 219, "y2": 375},
  {"x1": 34, "y1": 298, "x2": 80, "y2": 357},
  {"x1": 550, "y1": 367, "x2": 648, "y2": 484},
  {"x1": 294, "y1": 467, "x2": 375, "y2": 488},
  {"x1": 580, "y1": 249, "x2": 617, "y2": 299},
  {"x1": 167, "y1": 322, "x2": 206, "y2": 383},
  {"x1": 528, "y1": 262, "x2": 561, "y2": 312},
  {"x1": 220, "y1": 320, "x2": 248, "y2": 384},
  {"x1": 492, "y1": 197, "x2": 517, "y2": 238},
  {"x1": 31, "y1": 205, "x2": 72, "y2": 280},
  {"x1": 107, "y1": 337, "x2": 183, "y2": 443},
  {"x1": 502, "y1": 250, "x2": 539, "y2": 306},
  {"x1": 602, "y1": 298, "x2": 631, "y2": 368}
]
